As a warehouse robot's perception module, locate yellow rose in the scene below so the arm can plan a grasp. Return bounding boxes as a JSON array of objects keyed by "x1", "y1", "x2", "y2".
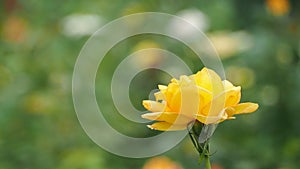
[{"x1": 141, "y1": 67, "x2": 258, "y2": 131}]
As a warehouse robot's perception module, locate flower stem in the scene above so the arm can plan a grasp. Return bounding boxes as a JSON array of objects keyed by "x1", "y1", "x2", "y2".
[
  {"x1": 188, "y1": 121, "x2": 212, "y2": 169},
  {"x1": 205, "y1": 156, "x2": 211, "y2": 169}
]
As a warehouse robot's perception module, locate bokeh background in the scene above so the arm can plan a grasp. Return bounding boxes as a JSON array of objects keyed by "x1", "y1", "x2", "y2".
[{"x1": 1, "y1": 0, "x2": 300, "y2": 168}]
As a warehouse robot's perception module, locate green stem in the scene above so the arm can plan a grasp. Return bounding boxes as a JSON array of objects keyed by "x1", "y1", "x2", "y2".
[
  {"x1": 205, "y1": 156, "x2": 211, "y2": 169},
  {"x1": 188, "y1": 121, "x2": 212, "y2": 168}
]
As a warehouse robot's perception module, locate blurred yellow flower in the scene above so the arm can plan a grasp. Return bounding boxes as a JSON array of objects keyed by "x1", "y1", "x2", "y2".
[
  {"x1": 143, "y1": 156, "x2": 182, "y2": 169},
  {"x1": 266, "y1": 0, "x2": 290, "y2": 16},
  {"x1": 211, "y1": 164, "x2": 224, "y2": 169},
  {"x1": 2, "y1": 15, "x2": 28, "y2": 43},
  {"x1": 142, "y1": 67, "x2": 258, "y2": 131}
]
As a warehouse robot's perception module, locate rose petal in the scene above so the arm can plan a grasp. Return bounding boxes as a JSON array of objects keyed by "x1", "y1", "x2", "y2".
[
  {"x1": 193, "y1": 68, "x2": 224, "y2": 94},
  {"x1": 142, "y1": 100, "x2": 165, "y2": 112},
  {"x1": 196, "y1": 108, "x2": 228, "y2": 124},
  {"x1": 154, "y1": 91, "x2": 165, "y2": 101},
  {"x1": 158, "y1": 85, "x2": 167, "y2": 90},
  {"x1": 226, "y1": 102, "x2": 259, "y2": 116},
  {"x1": 147, "y1": 122, "x2": 187, "y2": 131},
  {"x1": 141, "y1": 112, "x2": 193, "y2": 125},
  {"x1": 223, "y1": 80, "x2": 235, "y2": 90},
  {"x1": 224, "y1": 87, "x2": 241, "y2": 107}
]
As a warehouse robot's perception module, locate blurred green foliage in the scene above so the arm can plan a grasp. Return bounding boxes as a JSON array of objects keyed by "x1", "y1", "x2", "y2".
[{"x1": 1, "y1": 0, "x2": 300, "y2": 169}]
